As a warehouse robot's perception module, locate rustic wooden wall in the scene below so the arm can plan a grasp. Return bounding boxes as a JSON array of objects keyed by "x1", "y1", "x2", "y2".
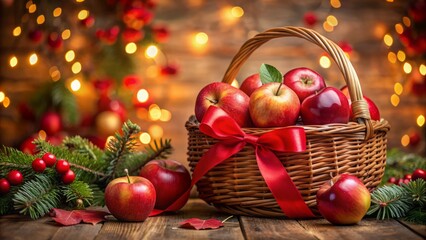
[{"x1": 1, "y1": 0, "x2": 425, "y2": 168}]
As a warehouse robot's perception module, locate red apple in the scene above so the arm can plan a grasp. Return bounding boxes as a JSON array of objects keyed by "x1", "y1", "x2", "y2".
[
  {"x1": 195, "y1": 82, "x2": 252, "y2": 127},
  {"x1": 412, "y1": 168, "x2": 426, "y2": 181},
  {"x1": 340, "y1": 86, "x2": 381, "y2": 121},
  {"x1": 283, "y1": 67, "x2": 326, "y2": 102},
  {"x1": 105, "y1": 171, "x2": 156, "y2": 221},
  {"x1": 139, "y1": 160, "x2": 191, "y2": 211},
  {"x1": 240, "y1": 73, "x2": 262, "y2": 96},
  {"x1": 249, "y1": 82, "x2": 300, "y2": 127},
  {"x1": 316, "y1": 173, "x2": 371, "y2": 225},
  {"x1": 300, "y1": 87, "x2": 350, "y2": 125}
]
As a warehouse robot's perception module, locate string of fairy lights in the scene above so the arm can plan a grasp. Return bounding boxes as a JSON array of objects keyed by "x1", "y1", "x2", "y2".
[{"x1": 1, "y1": 0, "x2": 423, "y2": 149}]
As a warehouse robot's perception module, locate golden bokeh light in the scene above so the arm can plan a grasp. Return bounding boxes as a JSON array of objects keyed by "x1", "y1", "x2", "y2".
[
  {"x1": 387, "y1": 52, "x2": 397, "y2": 63},
  {"x1": 62, "y1": 29, "x2": 71, "y2": 40},
  {"x1": 9, "y1": 56, "x2": 18, "y2": 67},
  {"x1": 148, "y1": 124, "x2": 164, "y2": 139},
  {"x1": 37, "y1": 15, "x2": 45, "y2": 24},
  {"x1": 137, "y1": 89, "x2": 149, "y2": 102},
  {"x1": 390, "y1": 94, "x2": 400, "y2": 107},
  {"x1": 395, "y1": 23, "x2": 403, "y2": 34},
  {"x1": 145, "y1": 45, "x2": 159, "y2": 58},
  {"x1": 326, "y1": 15, "x2": 338, "y2": 27},
  {"x1": 160, "y1": 109, "x2": 172, "y2": 122},
  {"x1": 401, "y1": 134, "x2": 410, "y2": 147},
  {"x1": 149, "y1": 104, "x2": 162, "y2": 121},
  {"x1": 65, "y1": 50, "x2": 75, "y2": 62},
  {"x1": 394, "y1": 82, "x2": 403, "y2": 95},
  {"x1": 70, "y1": 79, "x2": 81, "y2": 92},
  {"x1": 319, "y1": 55, "x2": 331, "y2": 68},
  {"x1": 383, "y1": 34, "x2": 393, "y2": 47},
  {"x1": 38, "y1": 130, "x2": 47, "y2": 140},
  {"x1": 2, "y1": 97, "x2": 10, "y2": 108},
  {"x1": 49, "y1": 66, "x2": 61, "y2": 81},
  {"x1": 139, "y1": 132, "x2": 151, "y2": 144},
  {"x1": 29, "y1": 53, "x2": 38, "y2": 65},
  {"x1": 403, "y1": 62, "x2": 412, "y2": 74},
  {"x1": 231, "y1": 6, "x2": 244, "y2": 18},
  {"x1": 0, "y1": 91, "x2": 5, "y2": 102},
  {"x1": 417, "y1": 115, "x2": 425, "y2": 127},
  {"x1": 78, "y1": 10, "x2": 89, "y2": 20},
  {"x1": 397, "y1": 50, "x2": 406, "y2": 62},
  {"x1": 125, "y1": 42, "x2": 137, "y2": 54},
  {"x1": 194, "y1": 32, "x2": 209, "y2": 45},
  {"x1": 402, "y1": 16, "x2": 411, "y2": 27},
  {"x1": 72, "y1": 62, "x2": 82, "y2": 74},
  {"x1": 419, "y1": 64, "x2": 426, "y2": 76},
  {"x1": 330, "y1": 0, "x2": 341, "y2": 8},
  {"x1": 28, "y1": 3, "x2": 36, "y2": 13},
  {"x1": 53, "y1": 7, "x2": 62, "y2": 17},
  {"x1": 13, "y1": 26, "x2": 22, "y2": 37}
]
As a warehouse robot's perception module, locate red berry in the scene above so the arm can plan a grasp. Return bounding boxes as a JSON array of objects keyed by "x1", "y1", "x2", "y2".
[
  {"x1": 412, "y1": 168, "x2": 426, "y2": 181},
  {"x1": 55, "y1": 159, "x2": 70, "y2": 174},
  {"x1": 61, "y1": 169, "x2": 75, "y2": 185},
  {"x1": 0, "y1": 178, "x2": 10, "y2": 194},
  {"x1": 7, "y1": 170, "x2": 24, "y2": 185},
  {"x1": 396, "y1": 178, "x2": 404, "y2": 185},
  {"x1": 403, "y1": 174, "x2": 412, "y2": 180},
  {"x1": 387, "y1": 177, "x2": 397, "y2": 184},
  {"x1": 42, "y1": 152, "x2": 57, "y2": 167},
  {"x1": 32, "y1": 158, "x2": 46, "y2": 173}
]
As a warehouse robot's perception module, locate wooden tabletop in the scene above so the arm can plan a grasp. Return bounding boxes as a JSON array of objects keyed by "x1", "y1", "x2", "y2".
[{"x1": 1, "y1": 198, "x2": 425, "y2": 240}]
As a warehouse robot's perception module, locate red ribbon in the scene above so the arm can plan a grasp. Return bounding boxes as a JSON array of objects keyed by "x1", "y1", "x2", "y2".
[{"x1": 150, "y1": 106, "x2": 314, "y2": 218}]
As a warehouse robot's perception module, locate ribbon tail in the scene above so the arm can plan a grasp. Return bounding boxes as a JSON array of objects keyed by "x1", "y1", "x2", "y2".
[
  {"x1": 256, "y1": 147, "x2": 315, "y2": 219},
  {"x1": 149, "y1": 141, "x2": 246, "y2": 217}
]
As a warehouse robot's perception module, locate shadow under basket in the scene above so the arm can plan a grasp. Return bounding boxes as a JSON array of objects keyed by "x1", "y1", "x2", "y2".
[{"x1": 185, "y1": 26, "x2": 391, "y2": 218}]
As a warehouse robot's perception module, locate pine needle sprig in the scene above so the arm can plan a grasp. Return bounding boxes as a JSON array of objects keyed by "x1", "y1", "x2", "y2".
[
  {"x1": 121, "y1": 138, "x2": 173, "y2": 175},
  {"x1": 13, "y1": 174, "x2": 61, "y2": 219},
  {"x1": 62, "y1": 136, "x2": 104, "y2": 162},
  {"x1": 367, "y1": 184, "x2": 411, "y2": 220},
  {"x1": 103, "y1": 120, "x2": 141, "y2": 180},
  {"x1": 0, "y1": 146, "x2": 36, "y2": 178},
  {"x1": 34, "y1": 139, "x2": 107, "y2": 182},
  {"x1": 402, "y1": 179, "x2": 426, "y2": 207},
  {"x1": 404, "y1": 209, "x2": 426, "y2": 224},
  {"x1": 61, "y1": 180, "x2": 94, "y2": 208}
]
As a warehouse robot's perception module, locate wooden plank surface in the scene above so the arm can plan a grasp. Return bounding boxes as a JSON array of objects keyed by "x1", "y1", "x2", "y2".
[{"x1": 0, "y1": 199, "x2": 425, "y2": 240}]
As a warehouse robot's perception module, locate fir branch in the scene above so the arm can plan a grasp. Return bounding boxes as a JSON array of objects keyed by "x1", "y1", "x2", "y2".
[
  {"x1": 367, "y1": 184, "x2": 411, "y2": 220},
  {"x1": 0, "y1": 146, "x2": 36, "y2": 178},
  {"x1": 62, "y1": 136, "x2": 104, "y2": 162},
  {"x1": 404, "y1": 209, "x2": 426, "y2": 224},
  {"x1": 103, "y1": 120, "x2": 141, "y2": 180},
  {"x1": 13, "y1": 174, "x2": 61, "y2": 219},
  {"x1": 61, "y1": 180, "x2": 94, "y2": 208},
  {"x1": 34, "y1": 139, "x2": 107, "y2": 182},
  {"x1": 89, "y1": 184, "x2": 105, "y2": 207},
  {"x1": 402, "y1": 179, "x2": 426, "y2": 207},
  {"x1": 52, "y1": 81, "x2": 80, "y2": 125},
  {"x1": 123, "y1": 138, "x2": 173, "y2": 176}
]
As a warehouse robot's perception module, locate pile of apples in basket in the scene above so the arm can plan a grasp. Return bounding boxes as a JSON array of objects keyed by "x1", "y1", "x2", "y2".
[
  {"x1": 194, "y1": 64, "x2": 381, "y2": 225},
  {"x1": 195, "y1": 64, "x2": 380, "y2": 129}
]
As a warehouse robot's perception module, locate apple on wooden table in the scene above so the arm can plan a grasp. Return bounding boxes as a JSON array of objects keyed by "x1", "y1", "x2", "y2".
[
  {"x1": 283, "y1": 67, "x2": 326, "y2": 103},
  {"x1": 316, "y1": 173, "x2": 371, "y2": 225},
  {"x1": 300, "y1": 87, "x2": 350, "y2": 125},
  {"x1": 104, "y1": 169, "x2": 156, "y2": 222},
  {"x1": 249, "y1": 64, "x2": 301, "y2": 127},
  {"x1": 194, "y1": 82, "x2": 252, "y2": 127},
  {"x1": 140, "y1": 159, "x2": 191, "y2": 211}
]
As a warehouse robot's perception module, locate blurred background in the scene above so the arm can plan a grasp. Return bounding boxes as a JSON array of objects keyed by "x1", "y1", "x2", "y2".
[{"x1": 0, "y1": 0, "x2": 425, "y2": 167}]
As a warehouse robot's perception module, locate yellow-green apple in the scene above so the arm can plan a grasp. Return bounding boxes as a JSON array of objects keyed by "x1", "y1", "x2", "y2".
[
  {"x1": 240, "y1": 73, "x2": 262, "y2": 96},
  {"x1": 316, "y1": 173, "x2": 371, "y2": 225},
  {"x1": 340, "y1": 86, "x2": 380, "y2": 121},
  {"x1": 195, "y1": 82, "x2": 252, "y2": 127},
  {"x1": 283, "y1": 67, "x2": 326, "y2": 102},
  {"x1": 249, "y1": 82, "x2": 300, "y2": 127},
  {"x1": 300, "y1": 87, "x2": 350, "y2": 125},
  {"x1": 105, "y1": 170, "x2": 156, "y2": 221},
  {"x1": 139, "y1": 160, "x2": 191, "y2": 211}
]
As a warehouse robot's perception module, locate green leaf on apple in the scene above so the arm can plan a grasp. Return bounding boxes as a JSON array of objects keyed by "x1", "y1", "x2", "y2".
[{"x1": 259, "y1": 64, "x2": 283, "y2": 84}]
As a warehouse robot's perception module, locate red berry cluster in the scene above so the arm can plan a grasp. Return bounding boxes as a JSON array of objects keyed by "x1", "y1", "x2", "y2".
[
  {"x1": 387, "y1": 168, "x2": 426, "y2": 185},
  {"x1": 1, "y1": 153, "x2": 77, "y2": 195},
  {"x1": 31, "y1": 152, "x2": 76, "y2": 185},
  {"x1": 0, "y1": 170, "x2": 24, "y2": 195}
]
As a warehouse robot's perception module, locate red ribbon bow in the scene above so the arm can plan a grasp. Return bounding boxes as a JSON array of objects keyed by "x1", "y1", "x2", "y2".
[{"x1": 151, "y1": 106, "x2": 314, "y2": 218}]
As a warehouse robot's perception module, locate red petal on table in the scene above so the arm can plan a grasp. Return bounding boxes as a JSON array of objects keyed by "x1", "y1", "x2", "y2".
[
  {"x1": 75, "y1": 210, "x2": 109, "y2": 225},
  {"x1": 51, "y1": 209, "x2": 109, "y2": 226},
  {"x1": 51, "y1": 208, "x2": 82, "y2": 226},
  {"x1": 179, "y1": 218, "x2": 224, "y2": 230}
]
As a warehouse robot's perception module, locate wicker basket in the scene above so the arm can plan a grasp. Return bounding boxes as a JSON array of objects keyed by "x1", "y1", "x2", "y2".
[{"x1": 186, "y1": 26, "x2": 391, "y2": 217}]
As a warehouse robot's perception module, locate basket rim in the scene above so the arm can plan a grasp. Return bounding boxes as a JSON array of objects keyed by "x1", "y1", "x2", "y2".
[{"x1": 220, "y1": 26, "x2": 375, "y2": 139}]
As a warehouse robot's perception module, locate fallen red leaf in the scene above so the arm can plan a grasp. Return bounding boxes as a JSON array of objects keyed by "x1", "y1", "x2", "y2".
[
  {"x1": 179, "y1": 218, "x2": 224, "y2": 230},
  {"x1": 51, "y1": 208, "x2": 109, "y2": 226}
]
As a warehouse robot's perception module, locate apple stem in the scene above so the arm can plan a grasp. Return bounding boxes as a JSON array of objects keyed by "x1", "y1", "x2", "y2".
[
  {"x1": 222, "y1": 215, "x2": 234, "y2": 223},
  {"x1": 275, "y1": 82, "x2": 283, "y2": 96},
  {"x1": 205, "y1": 97, "x2": 218, "y2": 104},
  {"x1": 124, "y1": 169, "x2": 131, "y2": 183}
]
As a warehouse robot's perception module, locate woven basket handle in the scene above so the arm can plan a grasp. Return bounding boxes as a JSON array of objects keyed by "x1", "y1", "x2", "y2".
[{"x1": 222, "y1": 26, "x2": 374, "y2": 140}]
